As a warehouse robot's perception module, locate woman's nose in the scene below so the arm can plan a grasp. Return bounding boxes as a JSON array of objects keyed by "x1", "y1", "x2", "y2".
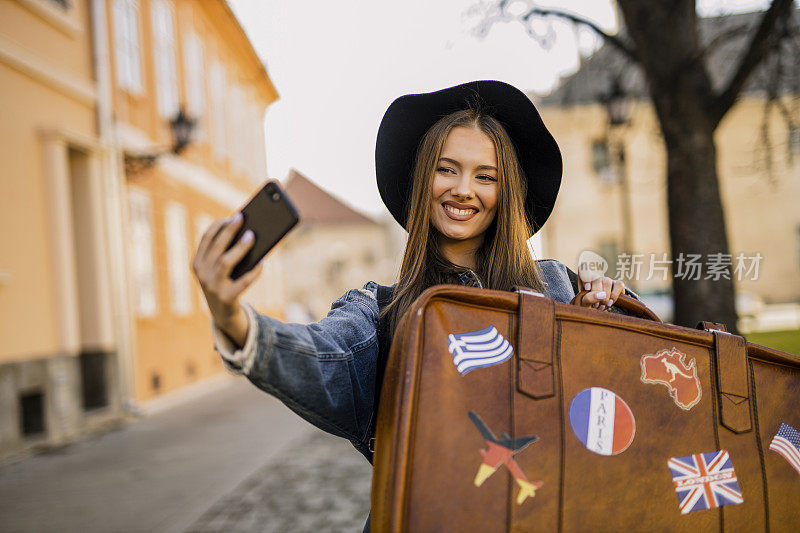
[{"x1": 452, "y1": 174, "x2": 474, "y2": 199}]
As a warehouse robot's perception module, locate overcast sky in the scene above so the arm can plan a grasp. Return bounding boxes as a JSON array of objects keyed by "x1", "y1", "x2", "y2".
[{"x1": 227, "y1": 0, "x2": 773, "y2": 218}]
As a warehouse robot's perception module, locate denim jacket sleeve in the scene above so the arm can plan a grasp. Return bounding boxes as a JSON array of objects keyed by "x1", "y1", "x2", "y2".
[{"x1": 211, "y1": 282, "x2": 380, "y2": 446}]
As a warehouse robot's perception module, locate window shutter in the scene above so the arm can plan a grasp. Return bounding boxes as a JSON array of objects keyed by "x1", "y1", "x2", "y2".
[
  {"x1": 183, "y1": 31, "x2": 206, "y2": 136},
  {"x1": 152, "y1": 0, "x2": 179, "y2": 118},
  {"x1": 128, "y1": 188, "x2": 158, "y2": 316},
  {"x1": 165, "y1": 202, "x2": 192, "y2": 315},
  {"x1": 210, "y1": 61, "x2": 227, "y2": 159}
]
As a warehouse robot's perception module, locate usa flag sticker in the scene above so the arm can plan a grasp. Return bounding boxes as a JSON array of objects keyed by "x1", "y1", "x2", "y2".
[
  {"x1": 447, "y1": 325, "x2": 513, "y2": 376},
  {"x1": 568, "y1": 387, "x2": 636, "y2": 456},
  {"x1": 668, "y1": 450, "x2": 743, "y2": 514}
]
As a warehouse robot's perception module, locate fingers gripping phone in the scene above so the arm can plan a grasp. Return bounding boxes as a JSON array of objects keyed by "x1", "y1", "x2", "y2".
[{"x1": 225, "y1": 180, "x2": 300, "y2": 280}]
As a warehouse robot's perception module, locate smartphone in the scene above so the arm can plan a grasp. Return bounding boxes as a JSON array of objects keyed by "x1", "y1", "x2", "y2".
[{"x1": 225, "y1": 180, "x2": 300, "y2": 280}]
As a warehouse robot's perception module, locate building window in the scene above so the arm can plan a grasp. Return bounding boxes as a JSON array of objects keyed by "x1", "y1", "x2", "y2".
[
  {"x1": 20, "y1": 391, "x2": 45, "y2": 437},
  {"x1": 165, "y1": 202, "x2": 192, "y2": 315},
  {"x1": 151, "y1": 0, "x2": 179, "y2": 118},
  {"x1": 790, "y1": 125, "x2": 800, "y2": 157},
  {"x1": 591, "y1": 139, "x2": 617, "y2": 184},
  {"x1": 113, "y1": 0, "x2": 143, "y2": 93},
  {"x1": 80, "y1": 352, "x2": 108, "y2": 411},
  {"x1": 183, "y1": 31, "x2": 206, "y2": 138},
  {"x1": 209, "y1": 61, "x2": 228, "y2": 160},
  {"x1": 326, "y1": 259, "x2": 345, "y2": 283},
  {"x1": 228, "y1": 84, "x2": 246, "y2": 172},
  {"x1": 250, "y1": 101, "x2": 266, "y2": 179},
  {"x1": 797, "y1": 225, "x2": 800, "y2": 269},
  {"x1": 128, "y1": 188, "x2": 158, "y2": 316}
]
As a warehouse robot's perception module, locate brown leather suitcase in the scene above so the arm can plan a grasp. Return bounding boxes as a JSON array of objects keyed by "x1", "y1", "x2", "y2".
[{"x1": 372, "y1": 285, "x2": 800, "y2": 532}]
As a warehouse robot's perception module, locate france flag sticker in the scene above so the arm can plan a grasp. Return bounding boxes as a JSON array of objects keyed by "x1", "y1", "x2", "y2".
[{"x1": 569, "y1": 387, "x2": 636, "y2": 456}]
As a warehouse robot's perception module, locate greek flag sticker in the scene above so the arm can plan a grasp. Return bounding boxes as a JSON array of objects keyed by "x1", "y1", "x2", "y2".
[{"x1": 447, "y1": 325, "x2": 513, "y2": 376}]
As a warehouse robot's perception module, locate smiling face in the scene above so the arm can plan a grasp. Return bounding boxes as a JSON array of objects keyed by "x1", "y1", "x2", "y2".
[{"x1": 429, "y1": 126, "x2": 499, "y2": 251}]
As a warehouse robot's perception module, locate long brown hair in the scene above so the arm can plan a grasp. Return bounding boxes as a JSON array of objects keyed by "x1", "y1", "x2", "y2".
[{"x1": 381, "y1": 108, "x2": 546, "y2": 334}]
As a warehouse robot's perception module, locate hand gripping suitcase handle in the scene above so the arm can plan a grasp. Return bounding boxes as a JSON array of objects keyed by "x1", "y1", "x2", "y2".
[{"x1": 571, "y1": 291, "x2": 662, "y2": 322}]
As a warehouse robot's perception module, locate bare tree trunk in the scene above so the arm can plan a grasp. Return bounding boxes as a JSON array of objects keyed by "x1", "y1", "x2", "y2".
[
  {"x1": 485, "y1": 0, "x2": 794, "y2": 332},
  {"x1": 616, "y1": 1, "x2": 739, "y2": 331},
  {"x1": 660, "y1": 102, "x2": 738, "y2": 331}
]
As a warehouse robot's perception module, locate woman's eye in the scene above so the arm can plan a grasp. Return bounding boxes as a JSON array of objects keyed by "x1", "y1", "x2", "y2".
[
  {"x1": 436, "y1": 167, "x2": 455, "y2": 174},
  {"x1": 477, "y1": 175, "x2": 497, "y2": 182}
]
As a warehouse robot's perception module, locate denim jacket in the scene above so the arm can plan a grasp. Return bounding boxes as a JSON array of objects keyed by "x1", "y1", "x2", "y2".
[{"x1": 209, "y1": 259, "x2": 634, "y2": 460}]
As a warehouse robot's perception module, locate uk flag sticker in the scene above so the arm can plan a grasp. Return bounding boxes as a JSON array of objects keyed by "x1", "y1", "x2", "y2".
[
  {"x1": 668, "y1": 449, "x2": 743, "y2": 514},
  {"x1": 568, "y1": 387, "x2": 636, "y2": 456}
]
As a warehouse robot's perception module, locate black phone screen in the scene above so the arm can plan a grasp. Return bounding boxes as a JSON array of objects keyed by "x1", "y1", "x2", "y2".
[{"x1": 225, "y1": 181, "x2": 299, "y2": 280}]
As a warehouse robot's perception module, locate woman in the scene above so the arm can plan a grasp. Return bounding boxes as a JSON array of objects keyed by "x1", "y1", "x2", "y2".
[{"x1": 192, "y1": 80, "x2": 627, "y2": 526}]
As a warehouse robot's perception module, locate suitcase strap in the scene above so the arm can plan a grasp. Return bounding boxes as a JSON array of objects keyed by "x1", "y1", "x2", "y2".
[
  {"x1": 516, "y1": 292, "x2": 556, "y2": 399},
  {"x1": 515, "y1": 293, "x2": 754, "y2": 435},
  {"x1": 714, "y1": 331, "x2": 753, "y2": 433}
]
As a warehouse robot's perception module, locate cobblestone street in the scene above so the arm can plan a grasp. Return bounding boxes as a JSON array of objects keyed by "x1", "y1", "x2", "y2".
[
  {"x1": 189, "y1": 431, "x2": 372, "y2": 532},
  {"x1": 0, "y1": 376, "x2": 372, "y2": 533}
]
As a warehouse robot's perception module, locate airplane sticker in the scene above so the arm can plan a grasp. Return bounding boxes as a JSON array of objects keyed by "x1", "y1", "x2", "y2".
[
  {"x1": 640, "y1": 347, "x2": 702, "y2": 410},
  {"x1": 468, "y1": 411, "x2": 543, "y2": 505}
]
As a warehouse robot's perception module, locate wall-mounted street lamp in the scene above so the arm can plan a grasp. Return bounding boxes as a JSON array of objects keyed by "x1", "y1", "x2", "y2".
[
  {"x1": 601, "y1": 76, "x2": 634, "y2": 260},
  {"x1": 124, "y1": 108, "x2": 196, "y2": 175},
  {"x1": 604, "y1": 77, "x2": 631, "y2": 127}
]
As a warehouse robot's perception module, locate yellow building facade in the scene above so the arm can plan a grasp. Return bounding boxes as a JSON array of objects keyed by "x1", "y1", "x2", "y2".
[
  {"x1": 0, "y1": 0, "x2": 118, "y2": 459},
  {"x1": 537, "y1": 97, "x2": 800, "y2": 312},
  {"x1": 102, "y1": 0, "x2": 280, "y2": 402},
  {"x1": 0, "y1": 0, "x2": 281, "y2": 459}
]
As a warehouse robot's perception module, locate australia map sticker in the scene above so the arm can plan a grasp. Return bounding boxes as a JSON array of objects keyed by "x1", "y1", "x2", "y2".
[
  {"x1": 468, "y1": 411, "x2": 543, "y2": 505},
  {"x1": 447, "y1": 325, "x2": 513, "y2": 376},
  {"x1": 640, "y1": 347, "x2": 702, "y2": 410},
  {"x1": 569, "y1": 387, "x2": 635, "y2": 456},
  {"x1": 769, "y1": 422, "x2": 800, "y2": 476},
  {"x1": 668, "y1": 449, "x2": 743, "y2": 514}
]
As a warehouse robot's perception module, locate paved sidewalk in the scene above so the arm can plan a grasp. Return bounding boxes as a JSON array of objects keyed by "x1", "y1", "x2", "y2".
[
  {"x1": 188, "y1": 431, "x2": 372, "y2": 532},
  {"x1": 0, "y1": 376, "x2": 318, "y2": 533}
]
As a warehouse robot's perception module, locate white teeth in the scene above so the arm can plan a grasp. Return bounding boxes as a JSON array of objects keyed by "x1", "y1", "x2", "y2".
[{"x1": 444, "y1": 205, "x2": 475, "y2": 216}]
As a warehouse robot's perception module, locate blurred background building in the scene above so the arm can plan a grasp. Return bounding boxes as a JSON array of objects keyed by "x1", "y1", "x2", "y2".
[
  {"x1": 535, "y1": 9, "x2": 800, "y2": 325},
  {"x1": 0, "y1": 0, "x2": 282, "y2": 459},
  {"x1": 0, "y1": 0, "x2": 118, "y2": 460},
  {"x1": 109, "y1": 0, "x2": 279, "y2": 403},
  {"x1": 281, "y1": 169, "x2": 404, "y2": 321}
]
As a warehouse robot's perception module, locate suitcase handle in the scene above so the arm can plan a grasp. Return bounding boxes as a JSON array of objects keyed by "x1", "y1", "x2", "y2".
[{"x1": 571, "y1": 290, "x2": 662, "y2": 323}]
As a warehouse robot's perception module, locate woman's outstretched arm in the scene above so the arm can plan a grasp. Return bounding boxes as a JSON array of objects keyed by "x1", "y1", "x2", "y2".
[
  {"x1": 210, "y1": 285, "x2": 380, "y2": 454},
  {"x1": 193, "y1": 214, "x2": 379, "y2": 450}
]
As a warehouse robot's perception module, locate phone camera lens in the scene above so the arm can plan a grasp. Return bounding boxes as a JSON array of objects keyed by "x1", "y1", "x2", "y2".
[{"x1": 271, "y1": 192, "x2": 280, "y2": 201}]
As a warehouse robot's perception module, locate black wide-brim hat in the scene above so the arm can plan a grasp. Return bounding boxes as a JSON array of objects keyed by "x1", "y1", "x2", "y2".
[{"x1": 375, "y1": 80, "x2": 562, "y2": 233}]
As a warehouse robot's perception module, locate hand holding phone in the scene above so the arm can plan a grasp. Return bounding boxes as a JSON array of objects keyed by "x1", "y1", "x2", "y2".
[
  {"x1": 224, "y1": 180, "x2": 300, "y2": 280},
  {"x1": 192, "y1": 180, "x2": 300, "y2": 347}
]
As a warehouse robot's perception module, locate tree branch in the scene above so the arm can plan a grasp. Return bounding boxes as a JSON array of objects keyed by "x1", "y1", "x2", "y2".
[
  {"x1": 695, "y1": 23, "x2": 751, "y2": 61},
  {"x1": 521, "y1": 7, "x2": 639, "y2": 64},
  {"x1": 711, "y1": 0, "x2": 794, "y2": 127}
]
